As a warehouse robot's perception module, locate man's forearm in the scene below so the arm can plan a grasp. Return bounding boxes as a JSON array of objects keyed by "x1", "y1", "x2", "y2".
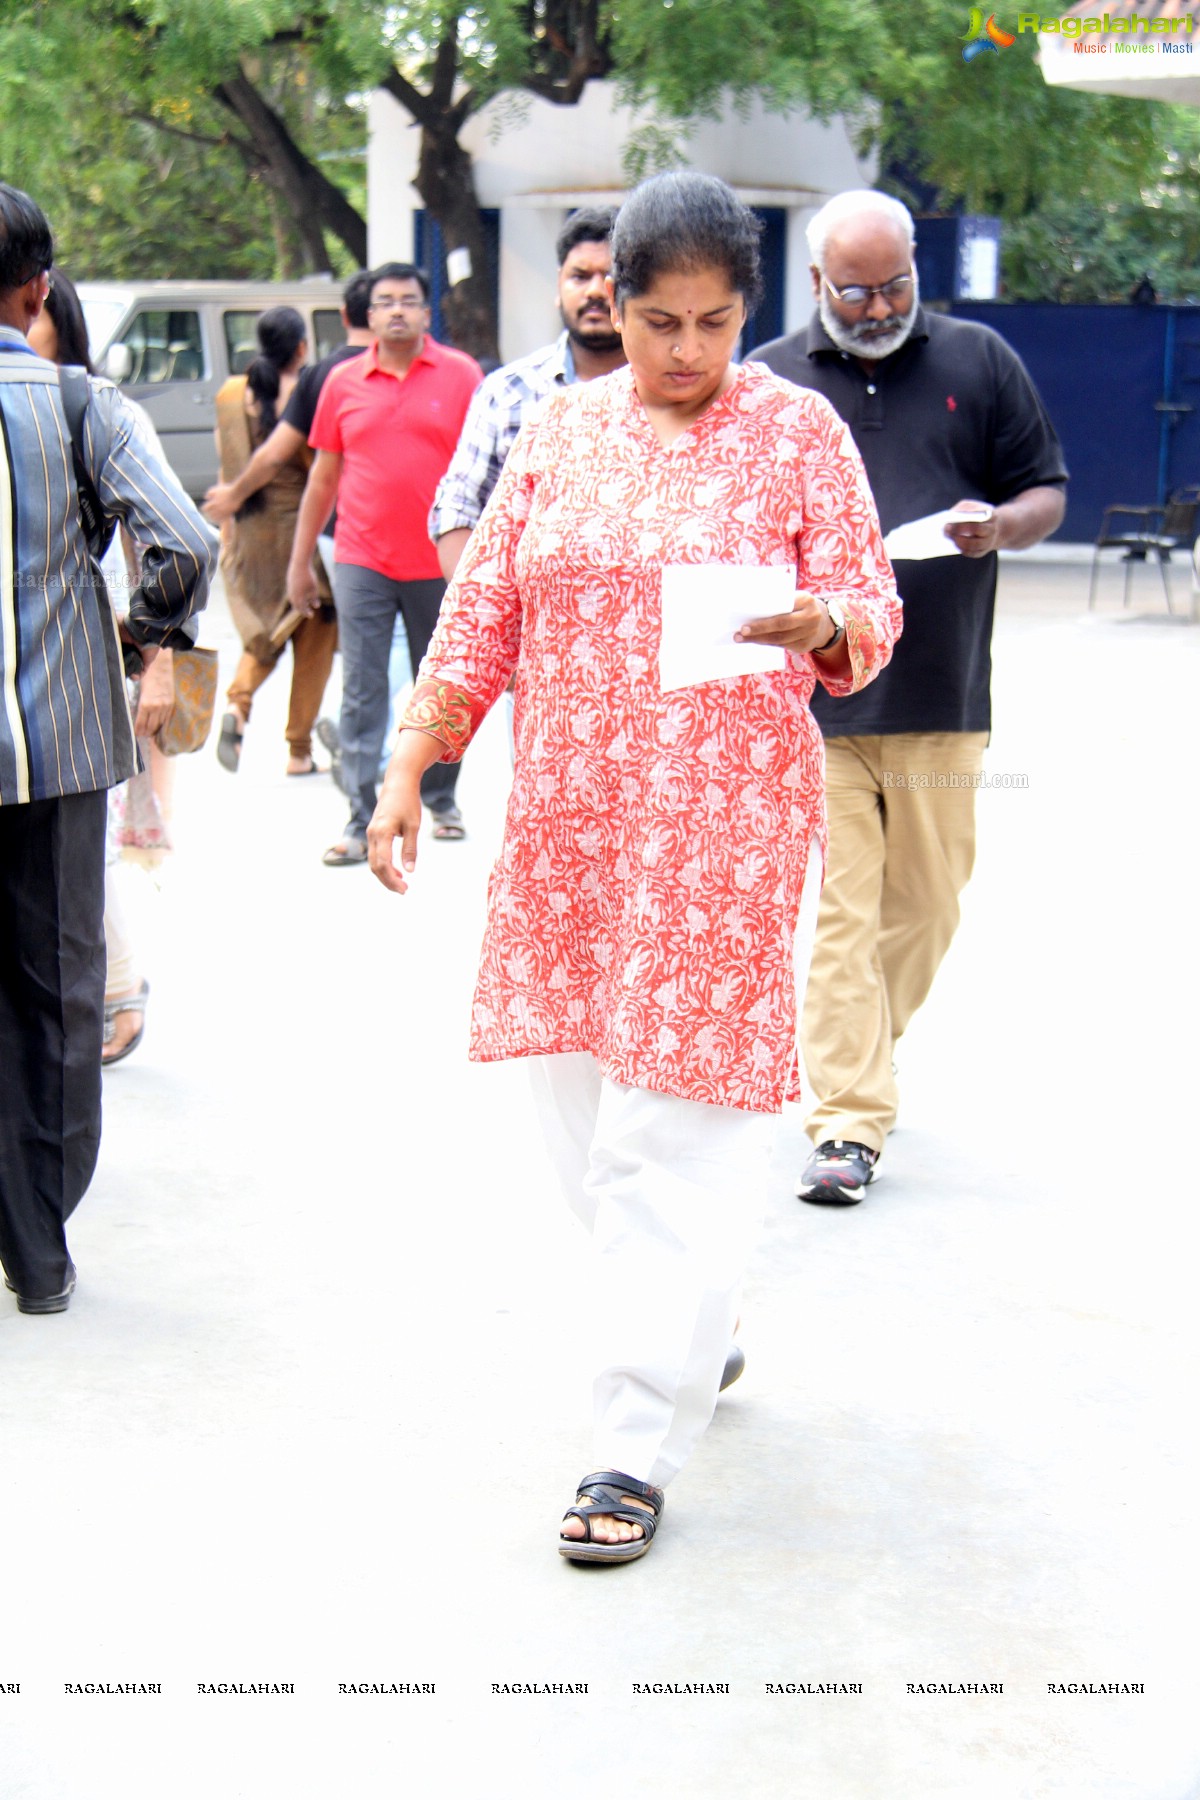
[
  {"x1": 996, "y1": 485, "x2": 1066, "y2": 551},
  {"x1": 436, "y1": 527, "x2": 471, "y2": 581},
  {"x1": 230, "y1": 421, "x2": 306, "y2": 509},
  {"x1": 289, "y1": 460, "x2": 340, "y2": 569}
]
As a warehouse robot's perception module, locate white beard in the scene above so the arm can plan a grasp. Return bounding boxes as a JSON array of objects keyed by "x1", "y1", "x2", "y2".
[{"x1": 818, "y1": 271, "x2": 920, "y2": 362}]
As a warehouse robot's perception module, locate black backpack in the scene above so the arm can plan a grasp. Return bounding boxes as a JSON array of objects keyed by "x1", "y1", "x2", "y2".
[{"x1": 57, "y1": 365, "x2": 119, "y2": 561}]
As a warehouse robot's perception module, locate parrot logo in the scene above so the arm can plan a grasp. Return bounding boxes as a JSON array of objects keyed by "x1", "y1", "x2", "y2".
[{"x1": 962, "y1": 8, "x2": 1016, "y2": 58}]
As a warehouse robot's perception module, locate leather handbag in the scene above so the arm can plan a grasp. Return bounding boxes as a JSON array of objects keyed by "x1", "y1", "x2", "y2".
[{"x1": 155, "y1": 646, "x2": 219, "y2": 755}]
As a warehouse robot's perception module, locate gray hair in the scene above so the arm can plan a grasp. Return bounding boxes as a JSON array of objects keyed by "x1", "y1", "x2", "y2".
[{"x1": 806, "y1": 191, "x2": 916, "y2": 270}]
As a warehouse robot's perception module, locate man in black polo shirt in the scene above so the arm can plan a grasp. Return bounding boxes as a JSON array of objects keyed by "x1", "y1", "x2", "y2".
[{"x1": 755, "y1": 190, "x2": 1066, "y2": 1205}]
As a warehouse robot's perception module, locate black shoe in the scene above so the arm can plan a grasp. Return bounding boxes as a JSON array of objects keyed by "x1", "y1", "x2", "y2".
[
  {"x1": 12, "y1": 1263, "x2": 76, "y2": 1314},
  {"x1": 719, "y1": 1344, "x2": 746, "y2": 1391},
  {"x1": 796, "y1": 1140, "x2": 879, "y2": 1206}
]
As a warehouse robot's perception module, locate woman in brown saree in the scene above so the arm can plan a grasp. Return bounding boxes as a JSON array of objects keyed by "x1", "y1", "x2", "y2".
[{"x1": 214, "y1": 306, "x2": 337, "y2": 776}]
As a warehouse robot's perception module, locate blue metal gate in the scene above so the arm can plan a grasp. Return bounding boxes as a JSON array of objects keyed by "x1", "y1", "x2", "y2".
[
  {"x1": 743, "y1": 208, "x2": 786, "y2": 353},
  {"x1": 413, "y1": 208, "x2": 500, "y2": 353},
  {"x1": 952, "y1": 301, "x2": 1200, "y2": 543}
]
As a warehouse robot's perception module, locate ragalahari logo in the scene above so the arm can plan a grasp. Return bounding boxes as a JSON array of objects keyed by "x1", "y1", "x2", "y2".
[{"x1": 962, "y1": 7, "x2": 1017, "y2": 57}]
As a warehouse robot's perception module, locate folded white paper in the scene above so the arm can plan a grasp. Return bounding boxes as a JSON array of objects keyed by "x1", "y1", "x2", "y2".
[
  {"x1": 882, "y1": 505, "x2": 992, "y2": 562},
  {"x1": 659, "y1": 564, "x2": 790, "y2": 693}
]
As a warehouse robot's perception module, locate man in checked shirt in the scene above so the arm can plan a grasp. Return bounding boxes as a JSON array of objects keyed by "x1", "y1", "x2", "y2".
[
  {"x1": 429, "y1": 206, "x2": 626, "y2": 579},
  {"x1": 0, "y1": 184, "x2": 216, "y2": 1315}
]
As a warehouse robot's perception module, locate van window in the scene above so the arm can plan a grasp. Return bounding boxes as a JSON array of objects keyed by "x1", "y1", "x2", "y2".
[
  {"x1": 223, "y1": 311, "x2": 264, "y2": 377},
  {"x1": 224, "y1": 307, "x2": 343, "y2": 373},
  {"x1": 80, "y1": 297, "x2": 126, "y2": 356},
  {"x1": 119, "y1": 310, "x2": 205, "y2": 384},
  {"x1": 313, "y1": 310, "x2": 343, "y2": 359}
]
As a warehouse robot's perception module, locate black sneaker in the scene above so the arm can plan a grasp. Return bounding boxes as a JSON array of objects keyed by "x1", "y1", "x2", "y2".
[{"x1": 796, "y1": 1140, "x2": 879, "y2": 1207}]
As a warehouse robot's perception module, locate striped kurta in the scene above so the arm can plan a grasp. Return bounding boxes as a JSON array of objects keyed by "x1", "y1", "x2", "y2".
[{"x1": 0, "y1": 326, "x2": 217, "y2": 806}]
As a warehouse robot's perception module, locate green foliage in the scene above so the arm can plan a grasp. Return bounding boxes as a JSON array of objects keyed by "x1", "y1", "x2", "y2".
[
  {"x1": 613, "y1": 0, "x2": 875, "y2": 121},
  {"x1": 1000, "y1": 108, "x2": 1200, "y2": 302},
  {"x1": 612, "y1": 0, "x2": 1169, "y2": 293},
  {"x1": 868, "y1": 0, "x2": 1158, "y2": 219},
  {"x1": 1000, "y1": 197, "x2": 1199, "y2": 302},
  {"x1": 16, "y1": 126, "x2": 281, "y2": 281},
  {"x1": 0, "y1": 0, "x2": 366, "y2": 278},
  {"x1": 0, "y1": 0, "x2": 1191, "y2": 304}
]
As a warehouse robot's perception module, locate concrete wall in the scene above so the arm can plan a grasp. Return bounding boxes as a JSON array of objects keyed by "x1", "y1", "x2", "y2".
[{"x1": 367, "y1": 81, "x2": 875, "y2": 359}]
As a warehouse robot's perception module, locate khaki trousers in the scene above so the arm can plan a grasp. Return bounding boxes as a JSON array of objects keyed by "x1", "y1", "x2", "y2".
[
  {"x1": 226, "y1": 610, "x2": 338, "y2": 760},
  {"x1": 803, "y1": 731, "x2": 988, "y2": 1154}
]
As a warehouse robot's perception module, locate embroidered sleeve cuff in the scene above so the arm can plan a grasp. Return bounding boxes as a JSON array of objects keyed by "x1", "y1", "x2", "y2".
[
  {"x1": 399, "y1": 678, "x2": 482, "y2": 762},
  {"x1": 812, "y1": 604, "x2": 888, "y2": 697}
]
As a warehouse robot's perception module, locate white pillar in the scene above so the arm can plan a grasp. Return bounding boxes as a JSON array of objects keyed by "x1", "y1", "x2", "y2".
[
  {"x1": 367, "y1": 91, "x2": 418, "y2": 265},
  {"x1": 498, "y1": 206, "x2": 564, "y2": 362}
]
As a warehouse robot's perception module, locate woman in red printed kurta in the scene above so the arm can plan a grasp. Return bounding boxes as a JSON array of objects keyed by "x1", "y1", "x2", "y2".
[{"x1": 370, "y1": 174, "x2": 901, "y2": 1565}]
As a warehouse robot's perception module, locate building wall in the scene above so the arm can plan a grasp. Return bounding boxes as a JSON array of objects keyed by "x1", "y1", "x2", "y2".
[{"x1": 367, "y1": 81, "x2": 875, "y2": 360}]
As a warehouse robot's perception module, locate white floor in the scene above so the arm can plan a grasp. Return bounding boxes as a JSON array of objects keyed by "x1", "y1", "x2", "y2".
[{"x1": 1, "y1": 563, "x2": 1196, "y2": 1799}]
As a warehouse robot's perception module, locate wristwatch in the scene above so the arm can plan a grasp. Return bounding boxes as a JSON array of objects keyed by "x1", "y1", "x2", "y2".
[{"x1": 815, "y1": 597, "x2": 846, "y2": 655}]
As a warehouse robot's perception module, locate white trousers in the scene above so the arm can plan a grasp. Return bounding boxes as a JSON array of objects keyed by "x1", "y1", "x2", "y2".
[
  {"x1": 529, "y1": 1053, "x2": 776, "y2": 1488},
  {"x1": 103, "y1": 860, "x2": 138, "y2": 999}
]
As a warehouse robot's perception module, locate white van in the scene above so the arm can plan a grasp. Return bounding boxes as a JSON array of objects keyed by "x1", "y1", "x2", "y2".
[{"x1": 77, "y1": 279, "x2": 346, "y2": 497}]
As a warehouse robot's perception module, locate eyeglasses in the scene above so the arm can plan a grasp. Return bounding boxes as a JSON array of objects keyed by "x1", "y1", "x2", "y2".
[
  {"x1": 823, "y1": 274, "x2": 914, "y2": 309},
  {"x1": 368, "y1": 296, "x2": 426, "y2": 313}
]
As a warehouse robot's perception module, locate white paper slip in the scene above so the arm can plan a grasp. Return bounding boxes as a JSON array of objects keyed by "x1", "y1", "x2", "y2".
[
  {"x1": 882, "y1": 505, "x2": 993, "y2": 562},
  {"x1": 659, "y1": 564, "x2": 790, "y2": 693}
]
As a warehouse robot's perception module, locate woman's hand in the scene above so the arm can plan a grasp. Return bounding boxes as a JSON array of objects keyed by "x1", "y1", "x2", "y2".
[
  {"x1": 735, "y1": 590, "x2": 838, "y2": 655},
  {"x1": 368, "y1": 758, "x2": 424, "y2": 894},
  {"x1": 134, "y1": 646, "x2": 174, "y2": 738}
]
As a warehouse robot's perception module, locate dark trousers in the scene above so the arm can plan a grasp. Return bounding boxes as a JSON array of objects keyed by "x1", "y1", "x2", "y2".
[
  {"x1": 0, "y1": 790, "x2": 106, "y2": 1298},
  {"x1": 333, "y1": 564, "x2": 460, "y2": 841}
]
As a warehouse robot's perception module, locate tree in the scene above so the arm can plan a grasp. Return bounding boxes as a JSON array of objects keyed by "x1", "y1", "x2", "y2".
[
  {"x1": 0, "y1": 1, "x2": 368, "y2": 280},
  {"x1": 0, "y1": 0, "x2": 949, "y2": 356},
  {"x1": 1, "y1": 0, "x2": 1187, "y2": 352}
]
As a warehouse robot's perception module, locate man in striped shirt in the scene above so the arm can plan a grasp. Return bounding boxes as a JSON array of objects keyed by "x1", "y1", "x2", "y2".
[{"x1": 0, "y1": 183, "x2": 216, "y2": 1315}]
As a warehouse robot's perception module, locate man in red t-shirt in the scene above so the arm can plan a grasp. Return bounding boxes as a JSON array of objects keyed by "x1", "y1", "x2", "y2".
[{"x1": 287, "y1": 263, "x2": 481, "y2": 863}]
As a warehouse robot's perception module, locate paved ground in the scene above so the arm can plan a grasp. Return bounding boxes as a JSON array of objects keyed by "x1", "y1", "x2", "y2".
[{"x1": 2, "y1": 559, "x2": 1197, "y2": 1799}]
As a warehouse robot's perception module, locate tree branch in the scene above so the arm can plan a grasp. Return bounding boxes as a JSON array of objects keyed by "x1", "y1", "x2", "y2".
[
  {"x1": 380, "y1": 65, "x2": 436, "y2": 130},
  {"x1": 212, "y1": 67, "x2": 367, "y2": 267},
  {"x1": 519, "y1": 0, "x2": 612, "y2": 105},
  {"x1": 126, "y1": 110, "x2": 253, "y2": 158},
  {"x1": 429, "y1": 11, "x2": 461, "y2": 112},
  {"x1": 448, "y1": 88, "x2": 479, "y2": 135}
]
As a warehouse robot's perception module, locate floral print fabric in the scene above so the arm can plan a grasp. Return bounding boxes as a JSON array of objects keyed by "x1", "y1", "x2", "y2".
[{"x1": 403, "y1": 362, "x2": 901, "y2": 1111}]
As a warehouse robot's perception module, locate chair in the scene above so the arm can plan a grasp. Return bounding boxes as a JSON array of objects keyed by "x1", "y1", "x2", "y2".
[{"x1": 1089, "y1": 487, "x2": 1200, "y2": 613}]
